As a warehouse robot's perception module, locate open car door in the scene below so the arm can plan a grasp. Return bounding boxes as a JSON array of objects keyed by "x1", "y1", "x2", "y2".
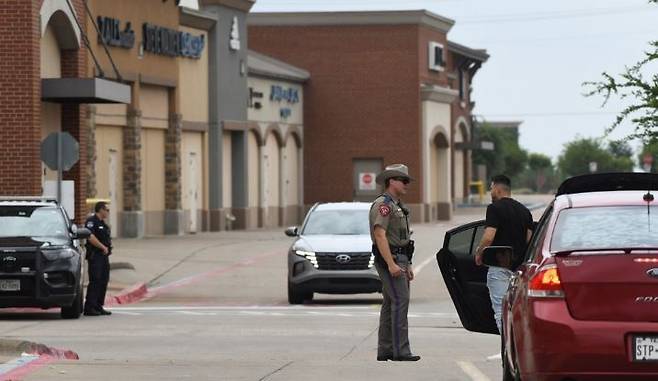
[{"x1": 436, "y1": 220, "x2": 499, "y2": 335}]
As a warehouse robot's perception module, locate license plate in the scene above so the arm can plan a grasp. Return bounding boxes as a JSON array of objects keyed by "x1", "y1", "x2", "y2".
[
  {"x1": 634, "y1": 336, "x2": 658, "y2": 361},
  {"x1": 0, "y1": 279, "x2": 20, "y2": 292}
]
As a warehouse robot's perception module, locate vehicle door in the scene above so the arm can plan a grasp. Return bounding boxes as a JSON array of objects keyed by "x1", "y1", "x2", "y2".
[{"x1": 436, "y1": 220, "x2": 499, "y2": 334}]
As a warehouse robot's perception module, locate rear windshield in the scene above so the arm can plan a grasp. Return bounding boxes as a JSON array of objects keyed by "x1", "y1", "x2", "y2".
[
  {"x1": 302, "y1": 210, "x2": 369, "y2": 235},
  {"x1": 551, "y1": 206, "x2": 658, "y2": 252}
]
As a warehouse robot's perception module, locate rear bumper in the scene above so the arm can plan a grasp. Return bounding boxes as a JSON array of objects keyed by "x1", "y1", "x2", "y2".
[
  {"x1": 289, "y1": 258, "x2": 381, "y2": 294},
  {"x1": 518, "y1": 299, "x2": 658, "y2": 380}
]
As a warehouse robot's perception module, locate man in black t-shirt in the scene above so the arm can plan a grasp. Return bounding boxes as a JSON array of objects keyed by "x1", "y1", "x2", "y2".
[{"x1": 475, "y1": 175, "x2": 533, "y2": 334}]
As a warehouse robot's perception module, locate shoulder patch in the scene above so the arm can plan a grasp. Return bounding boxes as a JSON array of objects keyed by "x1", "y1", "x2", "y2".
[
  {"x1": 86, "y1": 221, "x2": 95, "y2": 229},
  {"x1": 379, "y1": 204, "x2": 391, "y2": 217}
]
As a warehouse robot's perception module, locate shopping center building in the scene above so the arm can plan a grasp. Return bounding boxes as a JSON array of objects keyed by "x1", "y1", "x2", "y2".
[
  {"x1": 0, "y1": 0, "x2": 307, "y2": 237},
  {"x1": 0, "y1": 2, "x2": 487, "y2": 235},
  {"x1": 249, "y1": 11, "x2": 488, "y2": 221}
]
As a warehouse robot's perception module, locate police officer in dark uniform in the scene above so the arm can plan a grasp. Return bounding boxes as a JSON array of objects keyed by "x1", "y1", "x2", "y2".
[
  {"x1": 84, "y1": 201, "x2": 113, "y2": 316},
  {"x1": 370, "y1": 164, "x2": 420, "y2": 362}
]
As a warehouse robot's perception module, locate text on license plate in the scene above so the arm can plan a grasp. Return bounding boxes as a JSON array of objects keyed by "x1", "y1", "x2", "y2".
[
  {"x1": 0, "y1": 279, "x2": 20, "y2": 292},
  {"x1": 635, "y1": 336, "x2": 658, "y2": 361}
]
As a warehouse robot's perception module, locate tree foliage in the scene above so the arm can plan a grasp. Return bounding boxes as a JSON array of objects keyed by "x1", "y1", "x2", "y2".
[
  {"x1": 472, "y1": 123, "x2": 528, "y2": 179},
  {"x1": 557, "y1": 137, "x2": 634, "y2": 177},
  {"x1": 584, "y1": 0, "x2": 658, "y2": 141}
]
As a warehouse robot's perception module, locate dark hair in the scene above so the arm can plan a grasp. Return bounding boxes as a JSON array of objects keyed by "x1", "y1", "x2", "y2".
[
  {"x1": 95, "y1": 201, "x2": 108, "y2": 213},
  {"x1": 385, "y1": 178, "x2": 391, "y2": 188},
  {"x1": 491, "y1": 174, "x2": 512, "y2": 190}
]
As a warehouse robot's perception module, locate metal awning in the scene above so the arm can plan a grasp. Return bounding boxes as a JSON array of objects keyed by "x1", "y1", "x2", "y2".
[{"x1": 41, "y1": 77, "x2": 131, "y2": 104}]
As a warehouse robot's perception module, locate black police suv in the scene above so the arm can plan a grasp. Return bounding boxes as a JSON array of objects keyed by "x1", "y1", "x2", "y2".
[{"x1": 0, "y1": 198, "x2": 91, "y2": 319}]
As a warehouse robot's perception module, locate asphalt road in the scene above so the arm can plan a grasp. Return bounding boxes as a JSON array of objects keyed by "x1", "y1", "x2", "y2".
[{"x1": 0, "y1": 198, "x2": 550, "y2": 381}]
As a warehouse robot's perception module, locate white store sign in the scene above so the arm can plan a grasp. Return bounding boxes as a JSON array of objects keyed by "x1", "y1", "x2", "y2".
[{"x1": 359, "y1": 172, "x2": 377, "y2": 191}]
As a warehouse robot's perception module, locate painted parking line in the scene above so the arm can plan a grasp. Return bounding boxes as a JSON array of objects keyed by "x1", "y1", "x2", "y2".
[
  {"x1": 487, "y1": 353, "x2": 502, "y2": 361},
  {"x1": 0, "y1": 354, "x2": 54, "y2": 381},
  {"x1": 414, "y1": 254, "x2": 435, "y2": 275},
  {"x1": 456, "y1": 361, "x2": 492, "y2": 381}
]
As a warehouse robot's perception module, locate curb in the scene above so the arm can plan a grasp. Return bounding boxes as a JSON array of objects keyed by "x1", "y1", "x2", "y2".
[
  {"x1": 0, "y1": 339, "x2": 78, "y2": 360},
  {"x1": 104, "y1": 282, "x2": 148, "y2": 307}
]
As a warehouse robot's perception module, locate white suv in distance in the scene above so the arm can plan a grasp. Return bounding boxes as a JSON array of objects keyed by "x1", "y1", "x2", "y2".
[{"x1": 285, "y1": 202, "x2": 381, "y2": 304}]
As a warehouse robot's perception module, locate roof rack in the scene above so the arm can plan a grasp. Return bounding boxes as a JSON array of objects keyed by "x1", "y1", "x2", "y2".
[
  {"x1": 0, "y1": 197, "x2": 59, "y2": 203},
  {"x1": 556, "y1": 173, "x2": 658, "y2": 196}
]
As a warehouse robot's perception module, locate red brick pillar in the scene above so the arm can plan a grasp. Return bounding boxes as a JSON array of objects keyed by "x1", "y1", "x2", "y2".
[{"x1": 0, "y1": 1, "x2": 42, "y2": 197}]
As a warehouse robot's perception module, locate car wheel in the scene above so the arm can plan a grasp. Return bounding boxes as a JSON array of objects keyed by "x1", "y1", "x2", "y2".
[
  {"x1": 288, "y1": 281, "x2": 305, "y2": 305},
  {"x1": 304, "y1": 292, "x2": 313, "y2": 302},
  {"x1": 61, "y1": 287, "x2": 83, "y2": 319},
  {"x1": 502, "y1": 329, "x2": 522, "y2": 381}
]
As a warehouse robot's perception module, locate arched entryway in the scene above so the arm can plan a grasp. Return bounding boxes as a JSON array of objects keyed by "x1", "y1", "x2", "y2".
[
  {"x1": 281, "y1": 130, "x2": 303, "y2": 225},
  {"x1": 429, "y1": 126, "x2": 452, "y2": 221},
  {"x1": 453, "y1": 120, "x2": 470, "y2": 204}
]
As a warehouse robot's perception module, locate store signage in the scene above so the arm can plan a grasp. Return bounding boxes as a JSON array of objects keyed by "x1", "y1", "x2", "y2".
[
  {"x1": 270, "y1": 85, "x2": 299, "y2": 104},
  {"x1": 359, "y1": 173, "x2": 377, "y2": 191},
  {"x1": 143, "y1": 23, "x2": 205, "y2": 59},
  {"x1": 230, "y1": 16, "x2": 241, "y2": 51},
  {"x1": 97, "y1": 16, "x2": 135, "y2": 49},
  {"x1": 280, "y1": 108, "x2": 292, "y2": 120}
]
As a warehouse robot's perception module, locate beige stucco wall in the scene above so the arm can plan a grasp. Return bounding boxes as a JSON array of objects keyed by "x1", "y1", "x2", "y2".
[
  {"x1": 283, "y1": 138, "x2": 299, "y2": 206},
  {"x1": 454, "y1": 127, "x2": 465, "y2": 201},
  {"x1": 179, "y1": 26, "x2": 209, "y2": 124},
  {"x1": 247, "y1": 77, "x2": 304, "y2": 126},
  {"x1": 41, "y1": 24, "x2": 61, "y2": 79},
  {"x1": 422, "y1": 100, "x2": 451, "y2": 206},
  {"x1": 141, "y1": 85, "x2": 169, "y2": 129},
  {"x1": 222, "y1": 132, "x2": 232, "y2": 208},
  {"x1": 94, "y1": 125, "x2": 124, "y2": 226},
  {"x1": 248, "y1": 131, "x2": 260, "y2": 208},
  {"x1": 140, "y1": 128, "x2": 165, "y2": 212},
  {"x1": 95, "y1": 104, "x2": 128, "y2": 126}
]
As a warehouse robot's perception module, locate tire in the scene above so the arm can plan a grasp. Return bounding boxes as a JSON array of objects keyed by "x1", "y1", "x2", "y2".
[
  {"x1": 288, "y1": 281, "x2": 305, "y2": 304},
  {"x1": 61, "y1": 287, "x2": 83, "y2": 319},
  {"x1": 502, "y1": 329, "x2": 521, "y2": 381}
]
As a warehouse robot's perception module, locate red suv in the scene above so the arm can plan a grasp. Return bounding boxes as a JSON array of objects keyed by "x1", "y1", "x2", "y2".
[{"x1": 437, "y1": 173, "x2": 658, "y2": 381}]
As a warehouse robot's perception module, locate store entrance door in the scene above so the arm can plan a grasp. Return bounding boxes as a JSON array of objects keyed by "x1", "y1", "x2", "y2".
[{"x1": 353, "y1": 159, "x2": 382, "y2": 202}]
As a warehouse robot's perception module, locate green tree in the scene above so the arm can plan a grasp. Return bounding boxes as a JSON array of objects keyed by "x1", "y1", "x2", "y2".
[
  {"x1": 472, "y1": 123, "x2": 528, "y2": 179},
  {"x1": 585, "y1": 0, "x2": 658, "y2": 140},
  {"x1": 558, "y1": 137, "x2": 634, "y2": 177},
  {"x1": 528, "y1": 153, "x2": 552, "y2": 171}
]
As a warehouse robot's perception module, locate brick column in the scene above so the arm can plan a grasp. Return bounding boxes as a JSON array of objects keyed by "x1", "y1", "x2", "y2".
[
  {"x1": 121, "y1": 101, "x2": 144, "y2": 238},
  {"x1": 164, "y1": 111, "x2": 184, "y2": 235},
  {"x1": 0, "y1": 1, "x2": 41, "y2": 197},
  {"x1": 86, "y1": 105, "x2": 97, "y2": 200},
  {"x1": 61, "y1": 103, "x2": 88, "y2": 223}
]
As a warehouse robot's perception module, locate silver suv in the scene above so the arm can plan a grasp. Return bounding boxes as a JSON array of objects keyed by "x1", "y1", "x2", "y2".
[{"x1": 285, "y1": 202, "x2": 381, "y2": 304}]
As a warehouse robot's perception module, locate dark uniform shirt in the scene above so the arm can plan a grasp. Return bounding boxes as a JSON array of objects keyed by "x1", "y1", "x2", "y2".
[{"x1": 85, "y1": 214, "x2": 111, "y2": 253}]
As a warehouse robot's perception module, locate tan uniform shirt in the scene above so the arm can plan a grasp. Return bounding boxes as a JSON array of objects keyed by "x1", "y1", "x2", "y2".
[{"x1": 369, "y1": 193, "x2": 411, "y2": 248}]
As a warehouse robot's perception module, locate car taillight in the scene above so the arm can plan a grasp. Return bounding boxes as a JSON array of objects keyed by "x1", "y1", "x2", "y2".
[{"x1": 528, "y1": 264, "x2": 564, "y2": 298}]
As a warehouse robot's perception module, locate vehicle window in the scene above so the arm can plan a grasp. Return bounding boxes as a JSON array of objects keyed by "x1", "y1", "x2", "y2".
[
  {"x1": 302, "y1": 210, "x2": 369, "y2": 235},
  {"x1": 527, "y1": 207, "x2": 552, "y2": 262},
  {"x1": 448, "y1": 225, "x2": 479, "y2": 259},
  {"x1": 551, "y1": 206, "x2": 658, "y2": 252},
  {"x1": 0, "y1": 206, "x2": 68, "y2": 237}
]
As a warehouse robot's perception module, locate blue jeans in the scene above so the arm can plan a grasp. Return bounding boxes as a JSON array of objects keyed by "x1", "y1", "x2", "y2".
[{"x1": 487, "y1": 266, "x2": 513, "y2": 334}]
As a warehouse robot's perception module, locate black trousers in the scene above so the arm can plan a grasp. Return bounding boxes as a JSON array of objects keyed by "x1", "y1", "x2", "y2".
[{"x1": 84, "y1": 251, "x2": 110, "y2": 311}]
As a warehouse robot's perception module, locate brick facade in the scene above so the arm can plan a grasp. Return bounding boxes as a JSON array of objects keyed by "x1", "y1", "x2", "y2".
[
  {"x1": 0, "y1": 0, "x2": 88, "y2": 222},
  {"x1": 249, "y1": 25, "x2": 423, "y2": 205}
]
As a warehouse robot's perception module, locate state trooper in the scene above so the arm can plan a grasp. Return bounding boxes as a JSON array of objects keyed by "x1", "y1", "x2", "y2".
[
  {"x1": 370, "y1": 164, "x2": 420, "y2": 362},
  {"x1": 84, "y1": 201, "x2": 113, "y2": 316}
]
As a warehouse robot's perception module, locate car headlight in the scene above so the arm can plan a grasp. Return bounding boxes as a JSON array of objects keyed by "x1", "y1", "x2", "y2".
[
  {"x1": 295, "y1": 250, "x2": 318, "y2": 268},
  {"x1": 41, "y1": 248, "x2": 77, "y2": 261}
]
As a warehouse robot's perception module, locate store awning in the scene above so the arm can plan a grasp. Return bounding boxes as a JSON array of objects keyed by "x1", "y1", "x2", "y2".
[{"x1": 41, "y1": 77, "x2": 131, "y2": 104}]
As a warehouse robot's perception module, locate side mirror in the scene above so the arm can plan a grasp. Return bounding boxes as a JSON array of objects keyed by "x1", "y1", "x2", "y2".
[
  {"x1": 74, "y1": 227, "x2": 92, "y2": 240},
  {"x1": 284, "y1": 226, "x2": 299, "y2": 237},
  {"x1": 482, "y1": 246, "x2": 514, "y2": 269}
]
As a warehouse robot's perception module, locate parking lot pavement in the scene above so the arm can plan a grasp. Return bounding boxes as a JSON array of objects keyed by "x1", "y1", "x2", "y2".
[{"x1": 2, "y1": 196, "x2": 553, "y2": 380}]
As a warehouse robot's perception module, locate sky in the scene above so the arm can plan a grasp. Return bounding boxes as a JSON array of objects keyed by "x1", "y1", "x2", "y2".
[{"x1": 180, "y1": 0, "x2": 658, "y2": 161}]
